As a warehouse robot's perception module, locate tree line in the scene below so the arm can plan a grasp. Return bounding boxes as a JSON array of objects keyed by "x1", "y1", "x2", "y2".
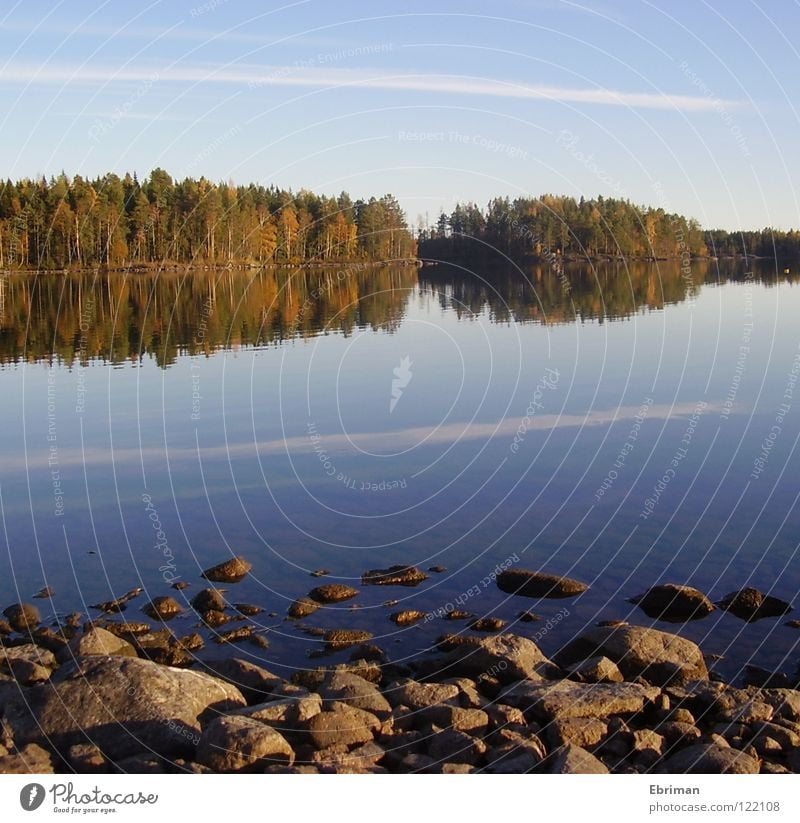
[
  {"x1": 0, "y1": 170, "x2": 415, "y2": 269},
  {"x1": 418, "y1": 195, "x2": 800, "y2": 262}
]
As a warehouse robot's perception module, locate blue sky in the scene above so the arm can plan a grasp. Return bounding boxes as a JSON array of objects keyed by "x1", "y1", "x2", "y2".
[{"x1": 1, "y1": 0, "x2": 799, "y2": 230}]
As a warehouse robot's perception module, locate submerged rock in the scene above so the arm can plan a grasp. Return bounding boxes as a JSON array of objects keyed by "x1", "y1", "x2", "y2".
[
  {"x1": 4, "y1": 656, "x2": 245, "y2": 760},
  {"x1": 2, "y1": 603, "x2": 41, "y2": 632},
  {"x1": 33, "y1": 586, "x2": 55, "y2": 599},
  {"x1": 201, "y1": 556, "x2": 252, "y2": 583},
  {"x1": 234, "y1": 603, "x2": 263, "y2": 616},
  {"x1": 191, "y1": 588, "x2": 226, "y2": 613},
  {"x1": 716, "y1": 588, "x2": 793, "y2": 622},
  {"x1": 469, "y1": 617, "x2": 508, "y2": 632},
  {"x1": 496, "y1": 568, "x2": 588, "y2": 599},
  {"x1": 629, "y1": 583, "x2": 716, "y2": 622},
  {"x1": 142, "y1": 596, "x2": 183, "y2": 621},
  {"x1": 324, "y1": 629, "x2": 374, "y2": 650},
  {"x1": 308, "y1": 584, "x2": 359, "y2": 603},
  {"x1": 390, "y1": 610, "x2": 426, "y2": 626},
  {"x1": 362, "y1": 565, "x2": 429, "y2": 587},
  {"x1": 288, "y1": 597, "x2": 320, "y2": 618}
]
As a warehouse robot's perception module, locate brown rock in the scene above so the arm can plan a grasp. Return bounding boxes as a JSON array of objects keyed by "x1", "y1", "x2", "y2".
[
  {"x1": 629, "y1": 584, "x2": 716, "y2": 622},
  {"x1": 548, "y1": 743, "x2": 608, "y2": 773},
  {"x1": 717, "y1": 588, "x2": 793, "y2": 622},
  {"x1": 191, "y1": 588, "x2": 226, "y2": 613},
  {"x1": 390, "y1": 610, "x2": 426, "y2": 626},
  {"x1": 68, "y1": 743, "x2": 106, "y2": 772},
  {"x1": 324, "y1": 629, "x2": 374, "y2": 650},
  {"x1": 234, "y1": 603, "x2": 263, "y2": 616},
  {"x1": 418, "y1": 705, "x2": 489, "y2": 734},
  {"x1": 427, "y1": 727, "x2": 487, "y2": 765},
  {"x1": 320, "y1": 672, "x2": 392, "y2": 719},
  {"x1": 362, "y1": 565, "x2": 429, "y2": 587},
  {"x1": 2, "y1": 603, "x2": 41, "y2": 632},
  {"x1": 308, "y1": 584, "x2": 359, "y2": 604},
  {"x1": 288, "y1": 597, "x2": 320, "y2": 618},
  {"x1": 142, "y1": 596, "x2": 183, "y2": 621},
  {"x1": 0, "y1": 743, "x2": 55, "y2": 774},
  {"x1": 64, "y1": 627, "x2": 138, "y2": 660},
  {"x1": 388, "y1": 679, "x2": 460, "y2": 710},
  {"x1": 437, "y1": 633, "x2": 557, "y2": 683},
  {"x1": 201, "y1": 556, "x2": 252, "y2": 583},
  {"x1": 548, "y1": 716, "x2": 608, "y2": 748},
  {"x1": 568, "y1": 655, "x2": 624, "y2": 684},
  {"x1": 307, "y1": 703, "x2": 381, "y2": 749},
  {"x1": 196, "y1": 715, "x2": 294, "y2": 772},
  {"x1": 34, "y1": 586, "x2": 55, "y2": 599},
  {"x1": 214, "y1": 625, "x2": 254, "y2": 644},
  {"x1": 469, "y1": 617, "x2": 508, "y2": 632},
  {"x1": 496, "y1": 568, "x2": 588, "y2": 599},
  {"x1": 663, "y1": 742, "x2": 759, "y2": 774}
]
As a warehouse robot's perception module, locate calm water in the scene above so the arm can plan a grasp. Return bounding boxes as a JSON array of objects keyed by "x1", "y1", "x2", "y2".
[{"x1": 1, "y1": 259, "x2": 799, "y2": 681}]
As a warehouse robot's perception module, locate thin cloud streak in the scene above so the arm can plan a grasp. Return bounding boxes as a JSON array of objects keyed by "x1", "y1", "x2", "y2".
[{"x1": 0, "y1": 62, "x2": 744, "y2": 112}]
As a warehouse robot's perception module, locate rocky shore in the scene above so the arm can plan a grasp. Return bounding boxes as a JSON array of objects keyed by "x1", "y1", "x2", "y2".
[{"x1": 1, "y1": 564, "x2": 798, "y2": 775}]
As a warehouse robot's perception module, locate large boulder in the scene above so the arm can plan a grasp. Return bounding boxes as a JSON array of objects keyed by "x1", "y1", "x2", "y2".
[
  {"x1": 437, "y1": 633, "x2": 557, "y2": 683},
  {"x1": 556, "y1": 625, "x2": 708, "y2": 686},
  {"x1": 662, "y1": 742, "x2": 759, "y2": 774},
  {"x1": 629, "y1": 584, "x2": 716, "y2": 622},
  {"x1": 496, "y1": 569, "x2": 588, "y2": 599},
  {"x1": 500, "y1": 679, "x2": 660, "y2": 721},
  {"x1": 3, "y1": 656, "x2": 245, "y2": 760},
  {"x1": 196, "y1": 715, "x2": 294, "y2": 772}
]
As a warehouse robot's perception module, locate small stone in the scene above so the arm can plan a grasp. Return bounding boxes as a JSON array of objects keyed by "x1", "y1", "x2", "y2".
[
  {"x1": 234, "y1": 603, "x2": 263, "y2": 616},
  {"x1": 142, "y1": 596, "x2": 183, "y2": 620},
  {"x1": 191, "y1": 588, "x2": 226, "y2": 613},
  {"x1": 517, "y1": 610, "x2": 541, "y2": 622},
  {"x1": 324, "y1": 629, "x2": 373, "y2": 650},
  {"x1": 717, "y1": 588, "x2": 793, "y2": 622},
  {"x1": 390, "y1": 610, "x2": 426, "y2": 626},
  {"x1": 68, "y1": 743, "x2": 106, "y2": 772},
  {"x1": 200, "y1": 609, "x2": 232, "y2": 627},
  {"x1": 171, "y1": 581, "x2": 190, "y2": 590},
  {"x1": 33, "y1": 586, "x2": 55, "y2": 599},
  {"x1": 310, "y1": 569, "x2": 331, "y2": 577},
  {"x1": 362, "y1": 565, "x2": 429, "y2": 587},
  {"x1": 469, "y1": 617, "x2": 507, "y2": 632},
  {"x1": 197, "y1": 715, "x2": 294, "y2": 772},
  {"x1": 441, "y1": 762, "x2": 472, "y2": 773},
  {"x1": 569, "y1": 655, "x2": 624, "y2": 684},
  {"x1": 215, "y1": 625, "x2": 254, "y2": 644},
  {"x1": 629, "y1": 584, "x2": 716, "y2": 622},
  {"x1": 2, "y1": 603, "x2": 41, "y2": 632},
  {"x1": 548, "y1": 743, "x2": 608, "y2": 774},
  {"x1": 496, "y1": 568, "x2": 589, "y2": 599},
  {"x1": 429, "y1": 565, "x2": 447, "y2": 573},
  {"x1": 427, "y1": 727, "x2": 487, "y2": 765},
  {"x1": 201, "y1": 556, "x2": 252, "y2": 583},
  {"x1": 308, "y1": 584, "x2": 359, "y2": 604},
  {"x1": 98, "y1": 621, "x2": 151, "y2": 637},
  {"x1": 445, "y1": 610, "x2": 474, "y2": 620}
]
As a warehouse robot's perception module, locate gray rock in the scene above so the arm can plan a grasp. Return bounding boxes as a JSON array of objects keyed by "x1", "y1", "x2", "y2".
[
  {"x1": 629, "y1": 584, "x2": 716, "y2": 622},
  {"x1": 1, "y1": 644, "x2": 57, "y2": 684},
  {"x1": 496, "y1": 568, "x2": 588, "y2": 599},
  {"x1": 196, "y1": 715, "x2": 294, "y2": 772},
  {"x1": 4, "y1": 656, "x2": 245, "y2": 760},
  {"x1": 548, "y1": 743, "x2": 608, "y2": 774},
  {"x1": 500, "y1": 679, "x2": 660, "y2": 721},
  {"x1": 320, "y1": 671, "x2": 392, "y2": 719},
  {"x1": 306, "y1": 703, "x2": 381, "y2": 749},
  {"x1": 201, "y1": 556, "x2": 252, "y2": 583},
  {"x1": 556, "y1": 625, "x2": 708, "y2": 686},
  {"x1": 663, "y1": 742, "x2": 759, "y2": 774}
]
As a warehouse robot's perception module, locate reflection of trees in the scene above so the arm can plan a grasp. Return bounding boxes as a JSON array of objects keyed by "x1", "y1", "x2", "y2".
[
  {"x1": 0, "y1": 259, "x2": 792, "y2": 369},
  {"x1": 0, "y1": 265, "x2": 418, "y2": 369},
  {"x1": 419, "y1": 259, "x2": 793, "y2": 326}
]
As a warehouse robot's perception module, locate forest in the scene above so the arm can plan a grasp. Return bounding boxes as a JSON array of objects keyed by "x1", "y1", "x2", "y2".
[
  {"x1": 0, "y1": 170, "x2": 415, "y2": 269},
  {"x1": 418, "y1": 195, "x2": 800, "y2": 262}
]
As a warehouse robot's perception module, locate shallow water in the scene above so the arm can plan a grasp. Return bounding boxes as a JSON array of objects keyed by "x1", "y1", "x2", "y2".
[{"x1": 1, "y1": 259, "x2": 798, "y2": 681}]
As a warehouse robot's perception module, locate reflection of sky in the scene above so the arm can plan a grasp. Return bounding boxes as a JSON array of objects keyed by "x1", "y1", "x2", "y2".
[{"x1": 1, "y1": 273, "x2": 799, "y2": 679}]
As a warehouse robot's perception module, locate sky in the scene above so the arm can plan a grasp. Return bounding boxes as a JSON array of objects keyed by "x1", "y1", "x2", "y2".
[{"x1": 1, "y1": 0, "x2": 799, "y2": 231}]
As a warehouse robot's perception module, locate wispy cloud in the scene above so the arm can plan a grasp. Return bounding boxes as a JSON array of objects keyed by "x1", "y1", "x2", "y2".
[{"x1": 0, "y1": 62, "x2": 745, "y2": 112}]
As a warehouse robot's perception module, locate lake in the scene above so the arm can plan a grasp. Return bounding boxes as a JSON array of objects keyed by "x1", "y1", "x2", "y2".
[{"x1": 1, "y1": 258, "x2": 798, "y2": 682}]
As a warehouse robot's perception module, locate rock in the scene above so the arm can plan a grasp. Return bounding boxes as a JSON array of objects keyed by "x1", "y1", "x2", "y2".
[
  {"x1": 172, "y1": 581, "x2": 190, "y2": 590},
  {"x1": 748, "y1": 720, "x2": 800, "y2": 750},
  {"x1": 445, "y1": 610, "x2": 474, "y2": 620},
  {"x1": 719, "y1": 699, "x2": 774, "y2": 724},
  {"x1": 191, "y1": 588, "x2": 226, "y2": 612},
  {"x1": 786, "y1": 619, "x2": 800, "y2": 628},
  {"x1": 427, "y1": 727, "x2": 487, "y2": 765},
  {"x1": 2, "y1": 603, "x2": 41, "y2": 632},
  {"x1": 629, "y1": 584, "x2": 716, "y2": 622},
  {"x1": 234, "y1": 694, "x2": 322, "y2": 729},
  {"x1": 388, "y1": 679, "x2": 460, "y2": 710},
  {"x1": 234, "y1": 603, "x2": 263, "y2": 616},
  {"x1": 418, "y1": 706, "x2": 489, "y2": 734},
  {"x1": 34, "y1": 586, "x2": 55, "y2": 599},
  {"x1": 201, "y1": 556, "x2": 252, "y2": 583},
  {"x1": 568, "y1": 655, "x2": 624, "y2": 684},
  {"x1": 0, "y1": 619, "x2": 12, "y2": 635},
  {"x1": 390, "y1": 610, "x2": 426, "y2": 626},
  {"x1": 197, "y1": 715, "x2": 294, "y2": 772},
  {"x1": 142, "y1": 596, "x2": 183, "y2": 620},
  {"x1": 654, "y1": 720, "x2": 703, "y2": 747},
  {"x1": 548, "y1": 743, "x2": 608, "y2": 774},
  {"x1": 1, "y1": 644, "x2": 57, "y2": 681},
  {"x1": 307, "y1": 703, "x2": 381, "y2": 749},
  {"x1": 437, "y1": 633, "x2": 557, "y2": 683},
  {"x1": 68, "y1": 743, "x2": 106, "y2": 772},
  {"x1": 320, "y1": 672, "x2": 392, "y2": 719},
  {"x1": 501, "y1": 679, "x2": 660, "y2": 721},
  {"x1": 556, "y1": 624, "x2": 708, "y2": 686},
  {"x1": 429, "y1": 565, "x2": 447, "y2": 573},
  {"x1": 445, "y1": 677, "x2": 485, "y2": 709},
  {"x1": 199, "y1": 658, "x2": 285, "y2": 704},
  {"x1": 485, "y1": 704, "x2": 526, "y2": 730},
  {"x1": 308, "y1": 584, "x2": 359, "y2": 604},
  {"x1": 0, "y1": 743, "x2": 55, "y2": 773},
  {"x1": 91, "y1": 588, "x2": 144, "y2": 614},
  {"x1": 631, "y1": 729, "x2": 665, "y2": 762},
  {"x1": 4, "y1": 656, "x2": 245, "y2": 759},
  {"x1": 63, "y1": 627, "x2": 138, "y2": 660},
  {"x1": 485, "y1": 727, "x2": 546, "y2": 773},
  {"x1": 496, "y1": 568, "x2": 588, "y2": 599},
  {"x1": 441, "y1": 762, "x2": 473, "y2": 773},
  {"x1": 517, "y1": 610, "x2": 541, "y2": 622},
  {"x1": 310, "y1": 569, "x2": 331, "y2": 578},
  {"x1": 469, "y1": 617, "x2": 507, "y2": 632},
  {"x1": 200, "y1": 609, "x2": 232, "y2": 627},
  {"x1": 717, "y1": 588, "x2": 793, "y2": 622},
  {"x1": 215, "y1": 625, "x2": 254, "y2": 644},
  {"x1": 294, "y1": 660, "x2": 382, "y2": 691},
  {"x1": 324, "y1": 629, "x2": 374, "y2": 650},
  {"x1": 362, "y1": 565, "x2": 429, "y2": 587},
  {"x1": 288, "y1": 597, "x2": 319, "y2": 618},
  {"x1": 663, "y1": 742, "x2": 759, "y2": 774},
  {"x1": 548, "y1": 716, "x2": 608, "y2": 748},
  {"x1": 98, "y1": 621, "x2": 152, "y2": 638},
  {"x1": 762, "y1": 688, "x2": 800, "y2": 721},
  {"x1": 312, "y1": 741, "x2": 385, "y2": 770}
]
